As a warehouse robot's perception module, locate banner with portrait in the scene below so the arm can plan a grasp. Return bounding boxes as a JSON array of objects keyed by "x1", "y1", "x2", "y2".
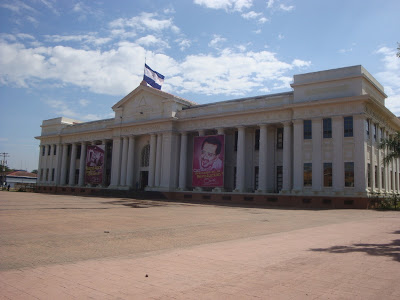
[
  {"x1": 85, "y1": 145, "x2": 105, "y2": 184},
  {"x1": 192, "y1": 135, "x2": 224, "y2": 187}
]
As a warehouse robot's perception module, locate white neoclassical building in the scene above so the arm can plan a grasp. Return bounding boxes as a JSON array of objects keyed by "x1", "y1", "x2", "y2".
[{"x1": 36, "y1": 65, "x2": 400, "y2": 207}]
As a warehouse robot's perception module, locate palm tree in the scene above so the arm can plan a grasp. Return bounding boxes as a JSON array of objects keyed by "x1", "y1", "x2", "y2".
[{"x1": 379, "y1": 132, "x2": 400, "y2": 164}]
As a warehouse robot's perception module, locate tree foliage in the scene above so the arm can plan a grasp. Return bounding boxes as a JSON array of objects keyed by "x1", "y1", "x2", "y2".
[{"x1": 379, "y1": 131, "x2": 400, "y2": 164}]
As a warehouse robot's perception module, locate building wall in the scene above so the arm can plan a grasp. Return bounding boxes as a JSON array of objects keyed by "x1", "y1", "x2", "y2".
[{"x1": 35, "y1": 65, "x2": 400, "y2": 198}]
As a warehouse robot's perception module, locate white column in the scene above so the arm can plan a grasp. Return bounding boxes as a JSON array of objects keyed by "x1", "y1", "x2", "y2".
[
  {"x1": 110, "y1": 137, "x2": 122, "y2": 187},
  {"x1": 354, "y1": 115, "x2": 367, "y2": 194},
  {"x1": 282, "y1": 122, "x2": 292, "y2": 192},
  {"x1": 68, "y1": 143, "x2": 78, "y2": 186},
  {"x1": 257, "y1": 124, "x2": 268, "y2": 192},
  {"x1": 120, "y1": 137, "x2": 129, "y2": 186},
  {"x1": 178, "y1": 132, "x2": 188, "y2": 190},
  {"x1": 37, "y1": 145, "x2": 44, "y2": 183},
  {"x1": 126, "y1": 136, "x2": 135, "y2": 188},
  {"x1": 235, "y1": 126, "x2": 246, "y2": 192},
  {"x1": 78, "y1": 142, "x2": 87, "y2": 186},
  {"x1": 60, "y1": 144, "x2": 68, "y2": 185},
  {"x1": 148, "y1": 134, "x2": 157, "y2": 187},
  {"x1": 101, "y1": 140, "x2": 108, "y2": 187},
  {"x1": 376, "y1": 127, "x2": 382, "y2": 192},
  {"x1": 312, "y1": 119, "x2": 322, "y2": 192},
  {"x1": 55, "y1": 143, "x2": 62, "y2": 185},
  {"x1": 370, "y1": 124, "x2": 376, "y2": 193},
  {"x1": 292, "y1": 120, "x2": 303, "y2": 192},
  {"x1": 155, "y1": 133, "x2": 163, "y2": 187},
  {"x1": 332, "y1": 116, "x2": 344, "y2": 192}
]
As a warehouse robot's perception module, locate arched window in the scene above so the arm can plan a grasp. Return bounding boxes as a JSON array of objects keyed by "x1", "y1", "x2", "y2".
[{"x1": 141, "y1": 144, "x2": 150, "y2": 167}]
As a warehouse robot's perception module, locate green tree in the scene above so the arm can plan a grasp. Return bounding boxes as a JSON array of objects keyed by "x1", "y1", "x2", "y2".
[
  {"x1": 31, "y1": 169, "x2": 38, "y2": 174},
  {"x1": 379, "y1": 132, "x2": 400, "y2": 164}
]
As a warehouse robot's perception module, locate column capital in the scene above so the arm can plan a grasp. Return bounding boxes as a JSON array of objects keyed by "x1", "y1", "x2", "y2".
[
  {"x1": 292, "y1": 119, "x2": 302, "y2": 125},
  {"x1": 258, "y1": 123, "x2": 269, "y2": 129}
]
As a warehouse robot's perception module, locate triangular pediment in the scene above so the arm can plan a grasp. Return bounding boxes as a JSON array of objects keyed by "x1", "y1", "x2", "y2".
[{"x1": 112, "y1": 83, "x2": 196, "y2": 123}]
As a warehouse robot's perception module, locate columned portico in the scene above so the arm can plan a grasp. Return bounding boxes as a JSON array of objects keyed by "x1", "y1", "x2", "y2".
[{"x1": 36, "y1": 65, "x2": 399, "y2": 204}]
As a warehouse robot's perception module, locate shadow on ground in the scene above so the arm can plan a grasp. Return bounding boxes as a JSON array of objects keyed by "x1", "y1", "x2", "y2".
[{"x1": 310, "y1": 231, "x2": 400, "y2": 262}]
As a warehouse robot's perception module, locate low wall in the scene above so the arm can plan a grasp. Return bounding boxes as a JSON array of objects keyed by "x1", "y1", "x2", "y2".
[{"x1": 36, "y1": 185, "x2": 373, "y2": 209}]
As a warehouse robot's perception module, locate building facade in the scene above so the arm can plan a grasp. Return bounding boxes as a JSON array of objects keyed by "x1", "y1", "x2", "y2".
[{"x1": 35, "y1": 65, "x2": 400, "y2": 203}]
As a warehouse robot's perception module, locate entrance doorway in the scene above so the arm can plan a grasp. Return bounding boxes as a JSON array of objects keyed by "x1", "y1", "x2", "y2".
[{"x1": 140, "y1": 171, "x2": 148, "y2": 190}]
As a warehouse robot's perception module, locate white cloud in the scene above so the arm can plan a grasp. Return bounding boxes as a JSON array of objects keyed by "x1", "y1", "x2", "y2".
[
  {"x1": 279, "y1": 4, "x2": 294, "y2": 11},
  {"x1": 375, "y1": 46, "x2": 400, "y2": 115},
  {"x1": 110, "y1": 12, "x2": 179, "y2": 33},
  {"x1": 194, "y1": 0, "x2": 253, "y2": 12},
  {"x1": 135, "y1": 35, "x2": 170, "y2": 49},
  {"x1": 0, "y1": 1, "x2": 36, "y2": 14},
  {"x1": 278, "y1": 34, "x2": 284, "y2": 40},
  {"x1": 208, "y1": 35, "x2": 226, "y2": 49},
  {"x1": 267, "y1": 0, "x2": 274, "y2": 8},
  {"x1": 176, "y1": 38, "x2": 191, "y2": 51},
  {"x1": 0, "y1": 37, "x2": 311, "y2": 99},
  {"x1": 242, "y1": 11, "x2": 261, "y2": 19},
  {"x1": 44, "y1": 34, "x2": 111, "y2": 46},
  {"x1": 79, "y1": 99, "x2": 90, "y2": 107}
]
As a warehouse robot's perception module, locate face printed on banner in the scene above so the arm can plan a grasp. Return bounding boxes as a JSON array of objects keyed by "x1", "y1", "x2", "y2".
[{"x1": 200, "y1": 142, "x2": 219, "y2": 169}]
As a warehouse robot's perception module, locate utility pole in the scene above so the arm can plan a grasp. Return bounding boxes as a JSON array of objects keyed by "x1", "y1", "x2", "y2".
[{"x1": 1, "y1": 152, "x2": 10, "y2": 188}]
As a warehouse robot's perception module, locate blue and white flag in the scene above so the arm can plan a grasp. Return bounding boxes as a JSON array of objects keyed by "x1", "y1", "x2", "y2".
[{"x1": 143, "y1": 64, "x2": 164, "y2": 90}]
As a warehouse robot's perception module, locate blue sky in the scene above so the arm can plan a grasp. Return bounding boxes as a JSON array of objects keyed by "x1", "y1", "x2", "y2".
[{"x1": 0, "y1": 0, "x2": 399, "y2": 172}]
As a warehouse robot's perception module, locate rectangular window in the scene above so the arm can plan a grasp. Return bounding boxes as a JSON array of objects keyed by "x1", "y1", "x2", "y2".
[
  {"x1": 42, "y1": 146, "x2": 45, "y2": 156},
  {"x1": 53, "y1": 145, "x2": 57, "y2": 155},
  {"x1": 344, "y1": 162, "x2": 354, "y2": 187},
  {"x1": 67, "y1": 145, "x2": 71, "y2": 156},
  {"x1": 323, "y1": 118, "x2": 332, "y2": 138},
  {"x1": 382, "y1": 167, "x2": 385, "y2": 189},
  {"x1": 373, "y1": 124, "x2": 377, "y2": 141},
  {"x1": 323, "y1": 163, "x2": 332, "y2": 187},
  {"x1": 304, "y1": 163, "x2": 312, "y2": 186},
  {"x1": 277, "y1": 128, "x2": 283, "y2": 149},
  {"x1": 40, "y1": 169, "x2": 44, "y2": 181},
  {"x1": 276, "y1": 166, "x2": 283, "y2": 192},
  {"x1": 344, "y1": 116, "x2": 353, "y2": 137},
  {"x1": 367, "y1": 163, "x2": 371, "y2": 187},
  {"x1": 254, "y1": 166, "x2": 259, "y2": 190},
  {"x1": 380, "y1": 128, "x2": 384, "y2": 141},
  {"x1": 233, "y1": 167, "x2": 237, "y2": 189},
  {"x1": 45, "y1": 168, "x2": 49, "y2": 181},
  {"x1": 366, "y1": 119, "x2": 370, "y2": 138},
  {"x1": 47, "y1": 145, "x2": 51, "y2": 155},
  {"x1": 51, "y1": 168, "x2": 55, "y2": 181},
  {"x1": 255, "y1": 129, "x2": 260, "y2": 150},
  {"x1": 304, "y1": 120, "x2": 312, "y2": 139},
  {"x1": 375, "y1": 166, "x2": 378, "y2": 188}
]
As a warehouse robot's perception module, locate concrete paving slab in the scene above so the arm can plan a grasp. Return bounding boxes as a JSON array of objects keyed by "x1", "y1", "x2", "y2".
[{"x1": 0, "y1": 191, "x2": 399, "y2": 299}]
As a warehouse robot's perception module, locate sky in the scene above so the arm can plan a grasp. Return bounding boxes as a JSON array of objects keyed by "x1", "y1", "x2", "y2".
[{"x1": 0, "y1": 0, "x2": 399, "y2": 172}]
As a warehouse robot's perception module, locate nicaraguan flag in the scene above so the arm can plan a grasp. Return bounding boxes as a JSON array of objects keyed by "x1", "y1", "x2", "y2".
[{"x1": 143, "y1": 64, "x2": 164, "y2": 90}]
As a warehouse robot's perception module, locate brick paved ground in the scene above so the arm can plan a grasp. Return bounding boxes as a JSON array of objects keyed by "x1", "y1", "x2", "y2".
[{"x1": 0, "y1": 192, "x2": 399, "y2": 299}]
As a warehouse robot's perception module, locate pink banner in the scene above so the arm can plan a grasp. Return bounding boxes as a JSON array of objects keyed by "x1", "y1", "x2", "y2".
[
  {"x1": 85, "y1": 145, "x2": 105, "y2": 184},
  {"x1": 192, "y1": 135, "x2": 224, "y2": 187}
]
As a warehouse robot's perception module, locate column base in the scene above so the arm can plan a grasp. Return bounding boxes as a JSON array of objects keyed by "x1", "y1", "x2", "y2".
[
  {"x1": 212, "y1": 187, "x2": 225, "y2": 192},
  {"x1": 193, "y1": 187, "x2": 203, "y2": 192}
]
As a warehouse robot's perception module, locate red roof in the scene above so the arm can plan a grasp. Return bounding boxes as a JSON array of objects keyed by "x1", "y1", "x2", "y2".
[{"x1": 6, "y1": 171, "x2": 38, "y2": 178}]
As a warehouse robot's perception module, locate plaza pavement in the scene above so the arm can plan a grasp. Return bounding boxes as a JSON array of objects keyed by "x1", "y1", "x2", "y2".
[{"x1": 0, "y1": 192, "x2": 399, "y2": 299}]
